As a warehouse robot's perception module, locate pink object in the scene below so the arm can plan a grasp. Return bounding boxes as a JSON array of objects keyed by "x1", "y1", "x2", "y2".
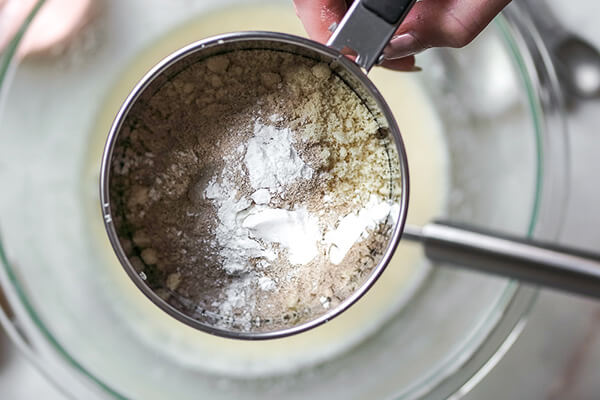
[{"x1": 0, "y1": 0, "x2": 93, "y2": 58}]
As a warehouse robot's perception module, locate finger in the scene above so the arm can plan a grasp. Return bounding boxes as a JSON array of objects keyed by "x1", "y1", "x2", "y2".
[
  {"x1": 379, "y1": 55, "x2": 418, "y2": 72},
  {"x1": 385, "y1": 0, "x2": 512, "y2": 60},
  {"x1": 293, "y1": 0, "x2": 348, "y2": 43}
]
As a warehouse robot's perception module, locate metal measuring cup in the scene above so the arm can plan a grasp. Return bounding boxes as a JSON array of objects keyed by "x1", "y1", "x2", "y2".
[{"x1": 100, "y1": 0, "x2": 415, "y2": 339}]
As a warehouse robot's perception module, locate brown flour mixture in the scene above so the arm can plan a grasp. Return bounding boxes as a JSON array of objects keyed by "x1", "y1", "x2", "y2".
[{"x1": 109, "y1": 49, "x2": 402, "y2": 332}]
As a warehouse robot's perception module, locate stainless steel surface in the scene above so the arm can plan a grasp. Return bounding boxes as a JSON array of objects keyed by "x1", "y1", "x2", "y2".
[
  {"x1": 555, "y1": 37, "x2": 600, "y2": 99},
  {"x1": 327, "y1": 0, "x2": 416, "y2": 70},
  {"x1": 404, "y1": 222, "x2": 600, "y2": 299},
  {"x1": 99, "y1": 31, "x2": 410, "y2": 340},
  {"x1": 526, "y1": 0, "x2": 600, "y2": 100}
]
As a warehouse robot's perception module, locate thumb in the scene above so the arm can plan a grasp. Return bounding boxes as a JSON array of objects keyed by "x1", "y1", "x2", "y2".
[{"x1": 293, "y1": 0, "x2": 348, "y2": 43}]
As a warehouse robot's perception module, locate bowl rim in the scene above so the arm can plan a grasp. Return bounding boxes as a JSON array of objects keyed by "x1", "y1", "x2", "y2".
[{"x1": 399, "y1": 3, "x2": 569, "y2": 398}]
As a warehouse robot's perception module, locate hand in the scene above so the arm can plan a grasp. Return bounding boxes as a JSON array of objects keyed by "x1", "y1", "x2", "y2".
[
  {"x1": 293, "y1": 0, "x2": 512, "y2": 71},
  {"x1": 0, "y1": 0, "x2": 93, "y2": 58}
]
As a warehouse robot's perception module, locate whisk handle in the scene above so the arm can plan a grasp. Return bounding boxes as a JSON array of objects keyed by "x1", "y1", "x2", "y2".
[{"x1": 406, "y1": 221, "x2": 600, "y2": 299}]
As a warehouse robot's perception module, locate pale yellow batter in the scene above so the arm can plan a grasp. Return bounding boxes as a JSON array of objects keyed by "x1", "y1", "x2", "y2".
[{"x1": 86, "y1": 3, "x2": 448, "y2": 377}]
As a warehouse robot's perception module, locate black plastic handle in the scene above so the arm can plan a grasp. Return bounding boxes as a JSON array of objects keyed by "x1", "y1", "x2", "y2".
[{"x1": 363, "y1": 0, "x2": 416, "y2": 25}]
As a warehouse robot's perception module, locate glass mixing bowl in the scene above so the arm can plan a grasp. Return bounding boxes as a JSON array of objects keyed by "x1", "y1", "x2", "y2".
[{"x1": 0, "y1": 0, "x2": 568, "y2": 399}]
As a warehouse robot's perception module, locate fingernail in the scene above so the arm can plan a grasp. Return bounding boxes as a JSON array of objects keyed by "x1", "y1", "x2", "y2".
[
  {"x1": 384, "y1": 32, "x2": 425, "y2": 60},
  {"x1": 406, "y1": 65, "x2": 422, "y2": 72},
  {"x1": 393, "y1": 65, "x2": 422, "y2": 72}
]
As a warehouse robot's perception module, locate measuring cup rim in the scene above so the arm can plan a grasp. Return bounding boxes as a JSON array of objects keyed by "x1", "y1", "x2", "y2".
[{"x1": 99, "y1": 31, "x2": 410, "y2": 340}]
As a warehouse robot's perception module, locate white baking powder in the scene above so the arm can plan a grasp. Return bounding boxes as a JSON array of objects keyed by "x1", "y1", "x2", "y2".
[
  {"x1": 244, "y1": 122, "x2": 313, "y2": 191},
  {"x1": 243, "y1": 206, "x2": 320, "y2": 265},
  {"x1": 324, "y1": 195, "x2": 399, "y2": 264},
  {"x1": 204, "y1": 120, "x2": 396, "y2": 325},
  {"x1": 205, "y1": 121, "x2": 318, "y2": 275},
  {"x1": 204, "y1": 180, "x2": 276, "y2": 274}
]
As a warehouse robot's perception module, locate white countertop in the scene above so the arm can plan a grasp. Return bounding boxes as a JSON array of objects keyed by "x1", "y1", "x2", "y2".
[{"x1": 1, "y1": 0, "x2": 600, "y2": 398}]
